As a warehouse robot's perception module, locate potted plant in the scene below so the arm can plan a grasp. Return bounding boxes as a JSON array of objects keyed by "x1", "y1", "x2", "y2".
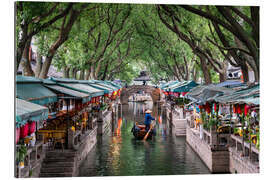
[
  {"x1": 208, "y1": 114, "x2": 218, "y2": 131},
  {"x1": 16, "y1": 145, "x2": 27, "y2": 169}
]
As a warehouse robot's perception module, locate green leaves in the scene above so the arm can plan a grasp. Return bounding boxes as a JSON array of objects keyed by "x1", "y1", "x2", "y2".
[{"x1": 16, "y1": 2, "x2": 258, "y2": 82}]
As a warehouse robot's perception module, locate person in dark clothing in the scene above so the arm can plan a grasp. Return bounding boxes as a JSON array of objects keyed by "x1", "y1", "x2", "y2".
[
  {"x1": 143, "y1": 80, "x2": 146, "y2": 85},
  {"x1": 144, "y1": 109, "x2": 155, "y2": 132}
]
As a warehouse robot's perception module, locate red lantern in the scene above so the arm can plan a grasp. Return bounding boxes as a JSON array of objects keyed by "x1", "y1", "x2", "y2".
[
  {"x1": 233, "y1": 104, "x2": 236, "y2": 113},
  {"x1": 214, "y1": 103, "x2": 217, "y2": 112},
  {"x1": 244, "y1": 104, "x2": 250, "y2": 116},
  {"x1": 29, "y1": 121, "x2": 36, "y2": 134},
  {"x1": 237, "y1": 105, "x2": 242, "y2": 114},
  {"x1": 205, "y1": 102, "x2": 211, "y2": 114},
  {"x1": 91, "y1": 97, "x2": 95, "y2": 103},
  {"x1": 20, "y1": 123, "x2": 29, "y2": 138},
  {"x1": 16, "y1": 128, "x2": 20, "y2": 144},
  {"x1": 182, "y1": 92, "x2": 188, "y2": 96}
]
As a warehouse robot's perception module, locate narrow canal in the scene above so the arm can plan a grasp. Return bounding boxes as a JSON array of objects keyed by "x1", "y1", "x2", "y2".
[{"x1": 78, "y1": 101, "x2": 210, "y2": 176}]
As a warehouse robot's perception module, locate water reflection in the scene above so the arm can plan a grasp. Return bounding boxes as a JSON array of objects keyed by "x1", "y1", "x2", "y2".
[{"x1": 78, "y1": 101, "x2": 210, "y2": 176}]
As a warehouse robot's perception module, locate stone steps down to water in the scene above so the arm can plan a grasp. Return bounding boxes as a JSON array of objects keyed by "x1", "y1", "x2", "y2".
[
  {"x1": 173, "y1": 119, "x2": 187, "y2": 136},
  {"x1": 39, "y1": 150, "x2": 76, "y2": 177}
]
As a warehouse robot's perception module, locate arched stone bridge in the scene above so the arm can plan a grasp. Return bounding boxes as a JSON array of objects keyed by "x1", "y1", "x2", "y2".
[{"x1": 120, "y1": 85, "x2": 162, "y2": 104}]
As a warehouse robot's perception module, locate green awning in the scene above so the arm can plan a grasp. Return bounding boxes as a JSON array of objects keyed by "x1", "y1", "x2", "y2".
[
  {"x1": 16, "y1": 98, "x2": 49, "y2": 128},
  {"x1": 58, "y1": 83, "x2": 105, "y2": 97},
  {"x1": 172, "y1": 81, "x2": 198, "y2": 93},
  {"x1": 104, "y1": 80, "x2": 122, "y2": 89},
  {"x1": 16, "y1": 82, "x2": 57, "y2": 106},
  {"x1": 160, "y1": 81, "x2": 179, "y2": 90},
  {"x1": 186, "y1": 84, "x2": 234, "y2": 105},
  {"x1": 215, "y1": 84, "x2": 259, "y2": 105},
  {"x1": 49, "y1": 77, "x2": 78, "y2": 83},
  {"x1": 91, "y1": 80, "x2": 118, "y2": 91},
  {"x1": 97, "y1": 82, "x2": 118, "y2": 91},
  {"x1": 44, "y1": 85, "x2": 91, "y2": 103},
  {"x1": 97, "y1": 83, "x2": 116, "y2": 92},
  {"x1": 16, "y1": 75, "x2": 41, "y2": 83},
  {"x1": 88, "y1": 84, "x2": 112, "y2": 94},
  {"x1": 77, "y1": 80, "x2": 113, "y2": 94}
]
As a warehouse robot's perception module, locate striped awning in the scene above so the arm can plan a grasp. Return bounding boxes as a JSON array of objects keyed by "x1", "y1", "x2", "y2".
[
  {"x1": 44, "y1": 84, "x2": 91, "y2": 103},
  {"x1": 16, "y1": 98, "x2": 49, "y2": 128},
  {"x1": 16, "y1": 83, "x2": 57, "y2": 106},
  {"x1": 58, "y1": 83, "x2": 105, "y2": 97}
]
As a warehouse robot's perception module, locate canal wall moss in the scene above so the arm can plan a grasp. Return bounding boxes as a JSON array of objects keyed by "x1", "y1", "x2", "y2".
[{"x1": 186, "y1": 125, "x2": 230, "y2": 173}]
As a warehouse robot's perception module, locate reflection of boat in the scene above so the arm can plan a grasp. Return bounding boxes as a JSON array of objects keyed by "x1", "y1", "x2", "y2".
[{"x1": 131, "y1": 124, "x2": 156, "y2": 140}]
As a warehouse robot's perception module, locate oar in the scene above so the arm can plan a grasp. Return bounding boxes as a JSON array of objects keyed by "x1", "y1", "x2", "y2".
[{"x1": 143, "y1": 121, "x2": 156, "y2": 141}]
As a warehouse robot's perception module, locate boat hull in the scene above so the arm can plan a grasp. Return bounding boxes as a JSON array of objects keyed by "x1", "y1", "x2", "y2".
[{"x1": 131, "y1": 124, "x2": 155, "y2": 140}]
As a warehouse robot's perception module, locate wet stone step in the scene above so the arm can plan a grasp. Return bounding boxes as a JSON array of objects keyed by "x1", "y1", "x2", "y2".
[
  {"x1": 43, "y1": 158, "x2": 75, "y2": 163},
  {"x1": 39, "y1": 172, "x2": 73, "y2": 177},
  {"x1": 46, "y1": 152, "x2": 76, "y2": 157},
  {"x1": 42, "y1": 161, "x2": 74, "y2": 168},
  {"x1": 45, "y1": 156, "x2": 75, "y2": 161},
  {"x1": 40, "y1": 167, "x2": 74, "y2": 173}
]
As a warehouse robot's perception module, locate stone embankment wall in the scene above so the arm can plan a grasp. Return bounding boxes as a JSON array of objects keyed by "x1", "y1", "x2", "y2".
[
  {"x1": 229, "y1": 147, "x2": 259, "y2": 173},
  {"x1": 97, "y1": 110, "x2": 112, "y2": 135},
  {"x1": 73, "y1": 127, "x2": 97, "y2": 176},
  {"x1": 186, "y1": 125, "x2": 230, "y2": 173}
]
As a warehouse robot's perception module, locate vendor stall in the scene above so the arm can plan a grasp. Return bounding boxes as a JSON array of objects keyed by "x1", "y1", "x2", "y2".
[{"x1": 16, "y1": 98, "x2": 49, "y2": 176}]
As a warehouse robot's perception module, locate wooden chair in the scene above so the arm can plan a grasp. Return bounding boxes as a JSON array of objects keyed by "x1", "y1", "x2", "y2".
[{"x1": 52, "y1": 132, "x2": 66, "y2": 151}]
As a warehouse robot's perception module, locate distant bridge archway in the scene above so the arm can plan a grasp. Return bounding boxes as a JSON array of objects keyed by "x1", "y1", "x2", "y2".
[{"x1": 120, "y1": 85, "x2": 161, "y2": 104}]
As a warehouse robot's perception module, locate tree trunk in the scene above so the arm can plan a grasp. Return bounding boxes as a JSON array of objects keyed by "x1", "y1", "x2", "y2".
[
  {"x1": 79, "y1": 69, "x2": 85, "y2": 80},
  {"x1": 39, "y1": 54, "x2": 53, "y2": 79},
  {"x1": 63, "y1": 66, "x2": 70, "y2": 78},
  {"x1": 192, "y1": 65, "x2": 198, "y2": 82},
  {"x1": 90, "y1": 65, "x2": 95, "y2": 79},
  {"x1": 20, "y1": 38, "x2": 35, "y2": 76},
  {"x1": 35, "y1": 52, "x2": 43, "y2": 78},
  {"x1": 199, "y1": 56, "x2": 212, "y2": 84},
  {"x1": 253, "y1": 67, "x2": 259, "y2": 82},
  {"x1": 219, "y1": 73, "x2": 226, "y2": 82},
  {"x1": 85, "y1": 69, "x2": 90, "y2": 80},
  {"x1": 240, "y1": 63, "x2": 249, "y2": 83},
  {"x1": 71, "y1": 68, "x2": 77, "y2": 79},
  {"x1": 219, "y1": 61, "x2": 227, "y2": 82},
  {"x1": 101, "y1": 62, "x2": 109, "y2": 80},
  {"x1": 38, "y1": 6, "x2": 85, "y2": 79},
  {"x1": 16, "y1": 23, "x2": 28, "y2": 71}
]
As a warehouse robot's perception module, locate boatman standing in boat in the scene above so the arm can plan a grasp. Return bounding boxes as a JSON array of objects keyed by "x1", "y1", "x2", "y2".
[{"x1": 144, "y1": 109, "x2": 155, "y2": 132}]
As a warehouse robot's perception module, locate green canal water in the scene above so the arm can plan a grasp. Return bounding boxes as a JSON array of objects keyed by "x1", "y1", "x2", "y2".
[{"x1": 78, "y1": 102, "x2": 210, "y2": 176}]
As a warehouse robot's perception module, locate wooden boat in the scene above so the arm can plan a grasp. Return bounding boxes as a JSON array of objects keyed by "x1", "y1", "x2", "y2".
[{"x1": 131, "y1": 124, "x2": 156, "y2": 140}]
